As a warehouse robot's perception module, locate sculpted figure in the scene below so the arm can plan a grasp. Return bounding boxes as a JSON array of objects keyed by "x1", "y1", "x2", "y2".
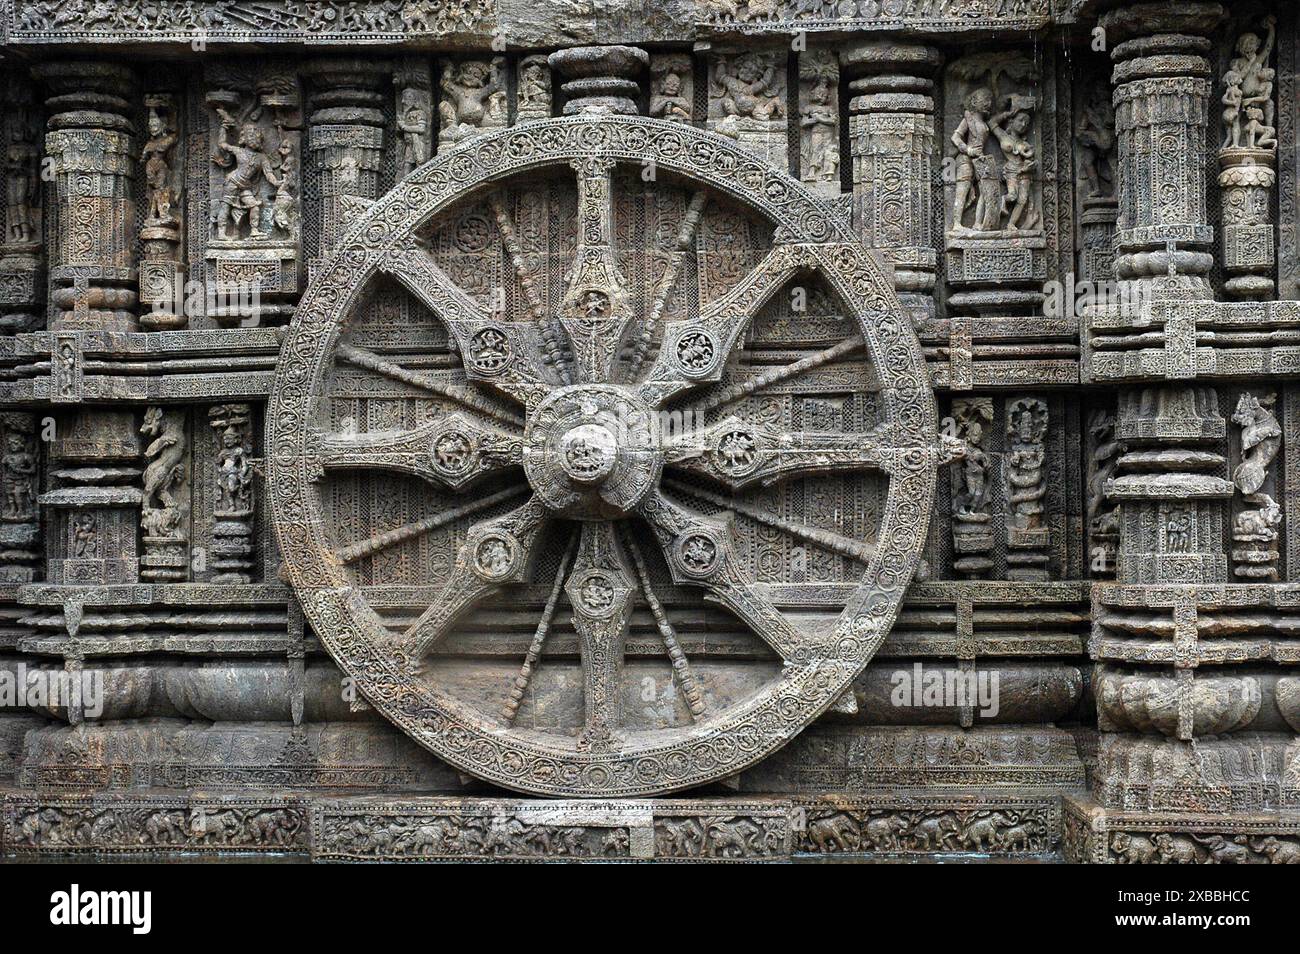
[
  {"x1": 517, "y1": 57, "x2": 550, "y2": 119},
  {"x1": 72, "y1": 512, "x2": 97, "y2": 557},
  {"x1": 1075, "y1": 87, "x2": 1114, "y2": 198},
  {"x1": 650, "y1": 70, "x2": 691, "y2": 123},
  {"x1": 4, "y1": 121, "x2": 38, "y2": 243},
  {"x1": 439, "y1": 60, "x2": 505, "y2": 143},
  {"x1": 269, "y1": 141, "x2": 297, "y2": 234},
  {"x1": 1230, "y1": 17, "x2": 1277, "y2": 134},
  {"x1": 1006, "y1": 398, "x2": 1048, "y2": 532},
  {"x1": 955, "y1": 417, "x2": 990, "y2": 516},
  {"x1": 1086, "y1": 410, "x2": 1124, "y2": 534},
  {"x1": 397, "y1": 87, "x2": 430, "y2": 176},
  {"x1": 713, "y1": 53, "x2": 784, "y2": 132},
  {"x1": 1221, "y1": 70, "x2": 1244, "y2": 148},
  {"x1": 989, "y1": 103, "x2": 1038, "y2": 230},
  {"x1": 1, "y1": 429, "x2": 35, "y2": 520},
  {"x1": 211, "y1": 112, "x2": 283, "y2": 241},
  {"x1": 1232, "y1": 392, "x2": 1281, "y2": 497},
  {"x1": 140, "y1": 407, "x2": 186, "y2": 513},
  {"x1": 950, "y1": 88, "x2": 1000, "y2": 232},
  {"x1": 801, "y1": 77, "x2": 839, "y2": 183},
  {"x1": 142, "y1": 107, "x2": 179, "y2": 226}
]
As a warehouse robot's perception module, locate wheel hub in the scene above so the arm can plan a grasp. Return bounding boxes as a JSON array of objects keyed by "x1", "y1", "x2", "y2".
[{"x1": 524, "y1": 384, "x2": 662, "y2": 518}]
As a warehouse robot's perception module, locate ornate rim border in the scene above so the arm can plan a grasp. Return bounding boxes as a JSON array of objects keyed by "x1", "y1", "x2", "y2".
[{"x1": 267, "y1": 115, "x2": 938, "y2": 797}]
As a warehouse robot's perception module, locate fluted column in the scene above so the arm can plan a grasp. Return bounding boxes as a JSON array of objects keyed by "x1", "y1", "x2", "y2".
[
  {"x1": 548, "y1": 45, "x2": 647, "y2": 117},
  {"x1": 302, "y1": 59, "x2": 390, "y2": 269},
  {"x1": 843, "y1": 40, "x2": 941, "y2": 323},
  {"x1": 1103, "y1": 2, "x2": 1222, "y2": 294},
  {"x1": 35, "y1": 61, "x2": 139, "y2": 333}
]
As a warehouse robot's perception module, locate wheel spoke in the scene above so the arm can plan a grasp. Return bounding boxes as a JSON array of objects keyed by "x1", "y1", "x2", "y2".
[
  {"x1": 405, "y1": 494, "x2": 550, "y2": 657},
  {"x1": 488, "y1": 192, "x2": 573, "y2": 384},
  {"x1": 335, "y1": 486, "x2": 527, "y2": 565},
  {"x1": 565, "y1": 520, "x2": 636, "y2": 751},
  {"x1": 695, "y1": 335, "x2": 865, "y2": 414},
  {"x1": 663, "y1": 416, "x2": 888, "y2": 490},
  {"x1": 662, "y1": 477, "x2": 875, "y2": 565},
  {"x1": 335, "y1": 342, "x2": 525, "y2": 428},
  {"x1": 378, "y1": 238, "x2": 553, "y2": 407},
  {"x1": 624, "y1": 530, "x2": 706, "y2": 719},
  {"x1": 555, "y1": 158, "x2": 634, "y2": 384},
  {"x1": 636, "y1": 242, "x2": 811, "y2": 407},
  {"x1": 624, "y1": 190, "x2": 709, "y2": 380},
  {"x1": 502, "y1": 530, "x2": 577, "y2": 725},
  {"x1": 636, "y1": 488, "x2": 806, "y2": 665},
  {"x1": 313, "y1": 414, "x2": 523, "y2": 490}
]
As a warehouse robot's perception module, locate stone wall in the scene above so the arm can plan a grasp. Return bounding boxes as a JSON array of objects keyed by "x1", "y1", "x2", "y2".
[{"x1": 1, "y1": 0, "x2": 1298, "y2": 862}]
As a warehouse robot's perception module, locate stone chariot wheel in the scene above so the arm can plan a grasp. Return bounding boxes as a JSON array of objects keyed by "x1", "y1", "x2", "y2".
[{"x1": 268, "y1": 114, "x2": 948, "y2": 797}]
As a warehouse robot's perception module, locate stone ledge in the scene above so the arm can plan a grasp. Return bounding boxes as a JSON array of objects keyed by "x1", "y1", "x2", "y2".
[
  {"x1": 1063, "y1": 794, "x2": 1300, "y2": 863},
  {"x1": 3, "y1": 788, "x2": 1069, "y2": 862}
]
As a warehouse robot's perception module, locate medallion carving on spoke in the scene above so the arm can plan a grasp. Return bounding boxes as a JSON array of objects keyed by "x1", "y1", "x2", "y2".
[{"x1": 268, "y1": 115, "x2": 946, "y2": 797}]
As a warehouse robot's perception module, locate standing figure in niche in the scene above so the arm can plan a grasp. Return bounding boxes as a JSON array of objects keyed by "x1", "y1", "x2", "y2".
[
  {"x1": 397, "y1": 87, "x2": 430, "y2": 176},
  {"x1": 1230, "y1": 16, "x2": 1277, "y2": 135},
  {"x1": 989, "y1": 104, "x2": 1038, "y2": 231},
  {"x1": 269, "y1": 140, "x2": 297, "y2": 234},
  {"x1": 4, "y1": 122, "x2": 38, "y2": 243},
  {"x1": 142, "y1": 107, "x2": 179, "y2": 226},
  {"x1": 211, "y1": 113, "x2": 282, "y2": 242},
  {"x1": 801, "y1": 76, "x2": 839, "y2": 183},
  {"x1": 517, "y1": 58, "x2": 550, "y2": 118},
  {"x1": 1075, "y1": 87, "x2": 1114, "y2": 198},
  {"x1": 950, "y1": 87, "x2": 1000, "y2": 232}
]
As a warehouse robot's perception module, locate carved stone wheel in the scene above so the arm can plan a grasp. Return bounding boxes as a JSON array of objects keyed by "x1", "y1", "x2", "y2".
[{"x1": 268, "y1": 115, "x2": 946, "y2": 797}]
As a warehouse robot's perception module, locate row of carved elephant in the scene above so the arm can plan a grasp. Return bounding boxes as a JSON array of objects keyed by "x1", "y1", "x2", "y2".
[
  {"x1": 1110, "y1": 831, "x2": 1300, "y2": 864},
  {"x1": 319, "y1": 812, "x2": 787, "y2": 858},
  {"x1": 322, "y1": 814, "x2": 624, "y2": 857},
  {"x1": 14, "y1": 804, "x2": 304, "y2": 848},
  {"x1": 801, "y1": 808, "x2": 1047, "y2": 854}
]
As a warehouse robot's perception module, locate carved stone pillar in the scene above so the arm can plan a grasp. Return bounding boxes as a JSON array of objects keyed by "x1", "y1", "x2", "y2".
[
  {"x1": 1103, "y1": 2, "x2": 1223, "y2": 294},
  {"x1": 208, "y1": 403, "x2": 256, "y2": 584},
  {"x1": 843, "y1": 40, "x2": 941, "y2": 322},
  {"x1": 0, "y1": 73, "x2": 44, "y2": 334},
  {"x1": 549, "y1": 45, "x2": 647, "y2": 117},
  {"x1": 35, "y1": 61, "x2": 139, "y2": 333},
  {"x1": 40, "y1": 411, "x2": 142, "y2": 586},
  {"x1": 1109, "y1": 386, "x2": 1231, "y2": 588},
  {"x1": 303, "y1": 59, "x2": 390, "y2": 266}
]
